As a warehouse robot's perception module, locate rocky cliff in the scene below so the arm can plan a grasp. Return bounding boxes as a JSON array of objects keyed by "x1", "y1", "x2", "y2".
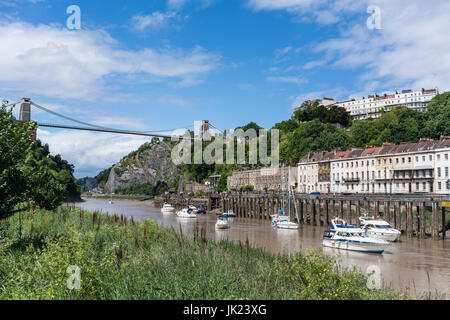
[{"x1": 104, "y1": 142, "x2": 178, "y2": 193}]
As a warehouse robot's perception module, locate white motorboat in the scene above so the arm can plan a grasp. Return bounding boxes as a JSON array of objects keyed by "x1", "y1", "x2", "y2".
[
  {"x1": 187, "y1": 205, "x2": 198, "y2": 214},
  {"x1": 176, "y1": 208, "x2": 197, "y2": 218},
  {"x1": 322, "y1": 218, "x2": 389, "y2": 254},
  {"x1": 359, "y1": 217, "x2": 401, "y2": 242},
  {"x1": 161, "y1": 203, "x2": 175, "y2": 213},
  {"x1": 215, "y1": 216, "x2": 230, "y2": 229},
  {"x1": 272, "y1": 218, "x2": 299, "y2": 229}
]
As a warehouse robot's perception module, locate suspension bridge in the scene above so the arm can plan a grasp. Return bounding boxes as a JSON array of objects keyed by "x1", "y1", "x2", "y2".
[{"x1": 10, "y1": 97, "x2": 225, "y2": 141}]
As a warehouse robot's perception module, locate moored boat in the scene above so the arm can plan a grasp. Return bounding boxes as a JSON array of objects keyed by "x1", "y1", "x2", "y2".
[
  {"x1": 221, "y1": 210, "x2": 236, "y2": 218},
  {"x1": 322, "y1": 218, "x2": 389, "y2": 254},
  {"x1": 187, "y1": 205, "x2": 198, "y2": 214},
  {"x1": 272, "y1": 218, "x2": 299, "y2": 229},
  {"x1": 215, "y1": 216, "x2": 230, "y2": 229},
  {"x1": 176, "y1": 208, "x2": 197, "y2": 218},
  {"x1": 359, "y1": 216, "x2": 401, "y2": 242}
]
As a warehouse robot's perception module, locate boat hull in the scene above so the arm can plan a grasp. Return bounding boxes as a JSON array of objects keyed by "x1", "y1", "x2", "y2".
[
  {"x1": 216, "y1": 224, "x2": 230, "y2": 229},
  {"x1": 322, "y1": 239, "x2": 388, "y2": 253},
  {"x1": 275, "y1": 222, "x2": 299, "y2": 229}
]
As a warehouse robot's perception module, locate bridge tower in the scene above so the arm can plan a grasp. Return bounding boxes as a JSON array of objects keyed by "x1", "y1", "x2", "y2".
[
  {"x1": 18, "y1": 97, "x2": 36, "y2": 141},
  {"x1": 199, "y1": 120, "x2": 211, "y2": 141},
  {"x1": 19, "y1": 98, "x2": 31, "y2": 122}
]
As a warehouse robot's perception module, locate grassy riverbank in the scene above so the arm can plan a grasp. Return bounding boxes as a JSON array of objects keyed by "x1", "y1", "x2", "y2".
[{"x1": 0, "y1": 206, "x2": 410, "y2": 300}]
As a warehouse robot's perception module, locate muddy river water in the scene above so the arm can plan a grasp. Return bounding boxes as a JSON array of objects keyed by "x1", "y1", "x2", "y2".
[{"x1": 76, "y1": 198, "x2": 450, "y2": 298}]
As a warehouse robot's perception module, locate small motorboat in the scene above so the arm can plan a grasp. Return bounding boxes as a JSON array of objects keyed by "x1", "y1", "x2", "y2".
[
  {"x1": 322, "y1": 218, "x2": 389, "y2": 254},
  {"x1": 215, "y1": 216, "x2": 230, "y2": 229},
  {"x1": 221, "y1": 210, "x2": 236, "y2": 218},
  {"x1": 197, "y1": 208, "x2": 206, "y2": 214},
  {"x1": 176, "y1": 208, "x2": 197, "y2": 218},
  {"x1": 188, "y1": 205, "x2": 198, "y2": 214},
  {"x1": 161, "y1": 203, "x2": 175, "y2": 213},
  {"x1": 272, "y1": 218, "x2": 299, "y2": 229},
  {"x1": 359, "y1": 216, "x2": 401, "y2": 242}
]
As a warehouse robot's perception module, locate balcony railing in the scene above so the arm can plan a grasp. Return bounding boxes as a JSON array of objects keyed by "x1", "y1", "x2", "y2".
[{"x1": 343, "y1": 177, "x2": 360, "y2": 183}]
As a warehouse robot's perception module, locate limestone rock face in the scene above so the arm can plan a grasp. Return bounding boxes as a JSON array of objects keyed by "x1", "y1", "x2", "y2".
[{"x1": 104, "y1": 142, "x2": 178, "y2": 193}]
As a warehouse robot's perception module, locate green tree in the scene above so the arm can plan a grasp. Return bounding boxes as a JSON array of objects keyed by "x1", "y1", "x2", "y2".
[
  {"x1": 0, "y1": 101, "x2": 77, "y2": 218},
  {"x1": 421, "y1": 92, "x2": 450, "y2": 139},
  {"x1": 0, "y1": 103, "x2": 35, "y2": 217}
]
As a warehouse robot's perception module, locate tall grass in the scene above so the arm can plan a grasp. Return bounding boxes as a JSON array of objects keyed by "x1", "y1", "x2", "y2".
[{"x1": 0, "y1": 205, "x2": 409, "y2": 300}]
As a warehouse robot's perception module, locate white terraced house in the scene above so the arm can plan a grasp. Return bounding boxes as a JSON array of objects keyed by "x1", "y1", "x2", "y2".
[
  {"x1": 334, "y1": 88, "x2": 439, "y2": 120},
  {"x1": 297, "y1": 137, "x2": 450, "y2": 195}
]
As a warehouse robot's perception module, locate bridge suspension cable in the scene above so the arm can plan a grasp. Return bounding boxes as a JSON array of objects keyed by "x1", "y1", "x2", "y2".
[{"x1": 29, "y1": 101, "x2": 194, "y2": 136}]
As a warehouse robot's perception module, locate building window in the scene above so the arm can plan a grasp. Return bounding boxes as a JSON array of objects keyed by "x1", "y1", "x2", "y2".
[
  {"x1": 438, "y1": 182, "x2": 442, "y2": 190},
  {"x1": 429, "y1": 155, "x2": 433, "y2": 161},
  {"x1": 445, "y1": 167, "x2": 449, "y2": 177},
  {"x1": 415, "y1": 156, "x2": 419, "y2": 162},
  {"x1": 438, "y1": 168, "x2": 441, "y2": 177}
]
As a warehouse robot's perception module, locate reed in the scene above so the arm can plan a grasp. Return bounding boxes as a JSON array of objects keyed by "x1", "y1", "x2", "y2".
[{"x1": 0, "y1": 206, "x2": 422, "y2": 300}]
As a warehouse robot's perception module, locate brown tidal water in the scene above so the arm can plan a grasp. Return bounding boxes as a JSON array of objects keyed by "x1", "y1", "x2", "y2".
[{"x1": 76, "y1": 198, "x2": 450, "y2": 299}]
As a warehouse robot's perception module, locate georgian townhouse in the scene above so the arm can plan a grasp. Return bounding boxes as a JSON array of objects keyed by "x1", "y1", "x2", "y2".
[
  {"x1": 433, "y1": 137, "x2": 450, "y2": 194},
  {"x1": 298, "y1": 153, "x2": 322, "y2": 193},
  {"x1": 330, "y1": 150, "x2": 351, "y2": 193},
  {"x1": 359, "y1": 146, "x2": 381, "y2": 194},
  {"x1": 299, "y1": 136, "x2": 450, "y2": 195},
  {"x1": 341, "y1": 148, "x2": 365, "y2": 193}
]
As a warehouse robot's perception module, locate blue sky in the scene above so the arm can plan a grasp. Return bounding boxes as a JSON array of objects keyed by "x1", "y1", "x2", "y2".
[{"x1": 1, "y1": 0, "x2": 449, "y2": 177}]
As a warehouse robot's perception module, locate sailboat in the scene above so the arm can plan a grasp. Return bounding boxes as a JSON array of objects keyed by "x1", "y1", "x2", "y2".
[{"x1": 272, "y1": 167, "x2": 299, "y2": 230}]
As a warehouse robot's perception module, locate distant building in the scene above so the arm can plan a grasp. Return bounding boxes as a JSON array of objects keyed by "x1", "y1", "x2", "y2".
[
  {"x1": 292, "y1": 88, "x2": 439, "y2": 120},
  {"x1": 227, "y1": 166, "x2": 297, "y2": 192},
  {"x1": 334, "y1": 88, "x2": 439, "y2": 120}
]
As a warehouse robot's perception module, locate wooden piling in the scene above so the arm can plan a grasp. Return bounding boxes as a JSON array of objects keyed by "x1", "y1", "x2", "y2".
[{"x1": 432, "y1": 202, "x2": 439, "y2": 239}]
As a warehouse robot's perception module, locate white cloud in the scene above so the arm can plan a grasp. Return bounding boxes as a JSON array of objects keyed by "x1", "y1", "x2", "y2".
[
  {"x1": 157, "y1": 95, "x2": 194, "y2": 107},
  {"x1": 37, "y1": 129, "x2": 150, "y2": 177},
  {"x1": 167, "y1": 0, "x2": 216, "y2": 10},
  {"x1": 131, "y1": 11, "x2": 177, "y2": 31},
  {"x1": 274, "y1": 46, "x2": 292, "y2": 59},
  {"x1": 168, "y1": 0, "x2": 189, "y2": 9},
  {"x1": 0, "y1": 21, "x2": 221, "y2": 101},
  {"x1": 266, "y1": 76, "x2": 307, "y2": 84},
  {"x1": 312, "y1": 0, "x2": 450, "y2": 92},
  {"x1": 249, "y1": 0, "x2": 450, "y2": 93},
  {"x1": 246, "y1": 0, "x2": 364, "y2": 25}
]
